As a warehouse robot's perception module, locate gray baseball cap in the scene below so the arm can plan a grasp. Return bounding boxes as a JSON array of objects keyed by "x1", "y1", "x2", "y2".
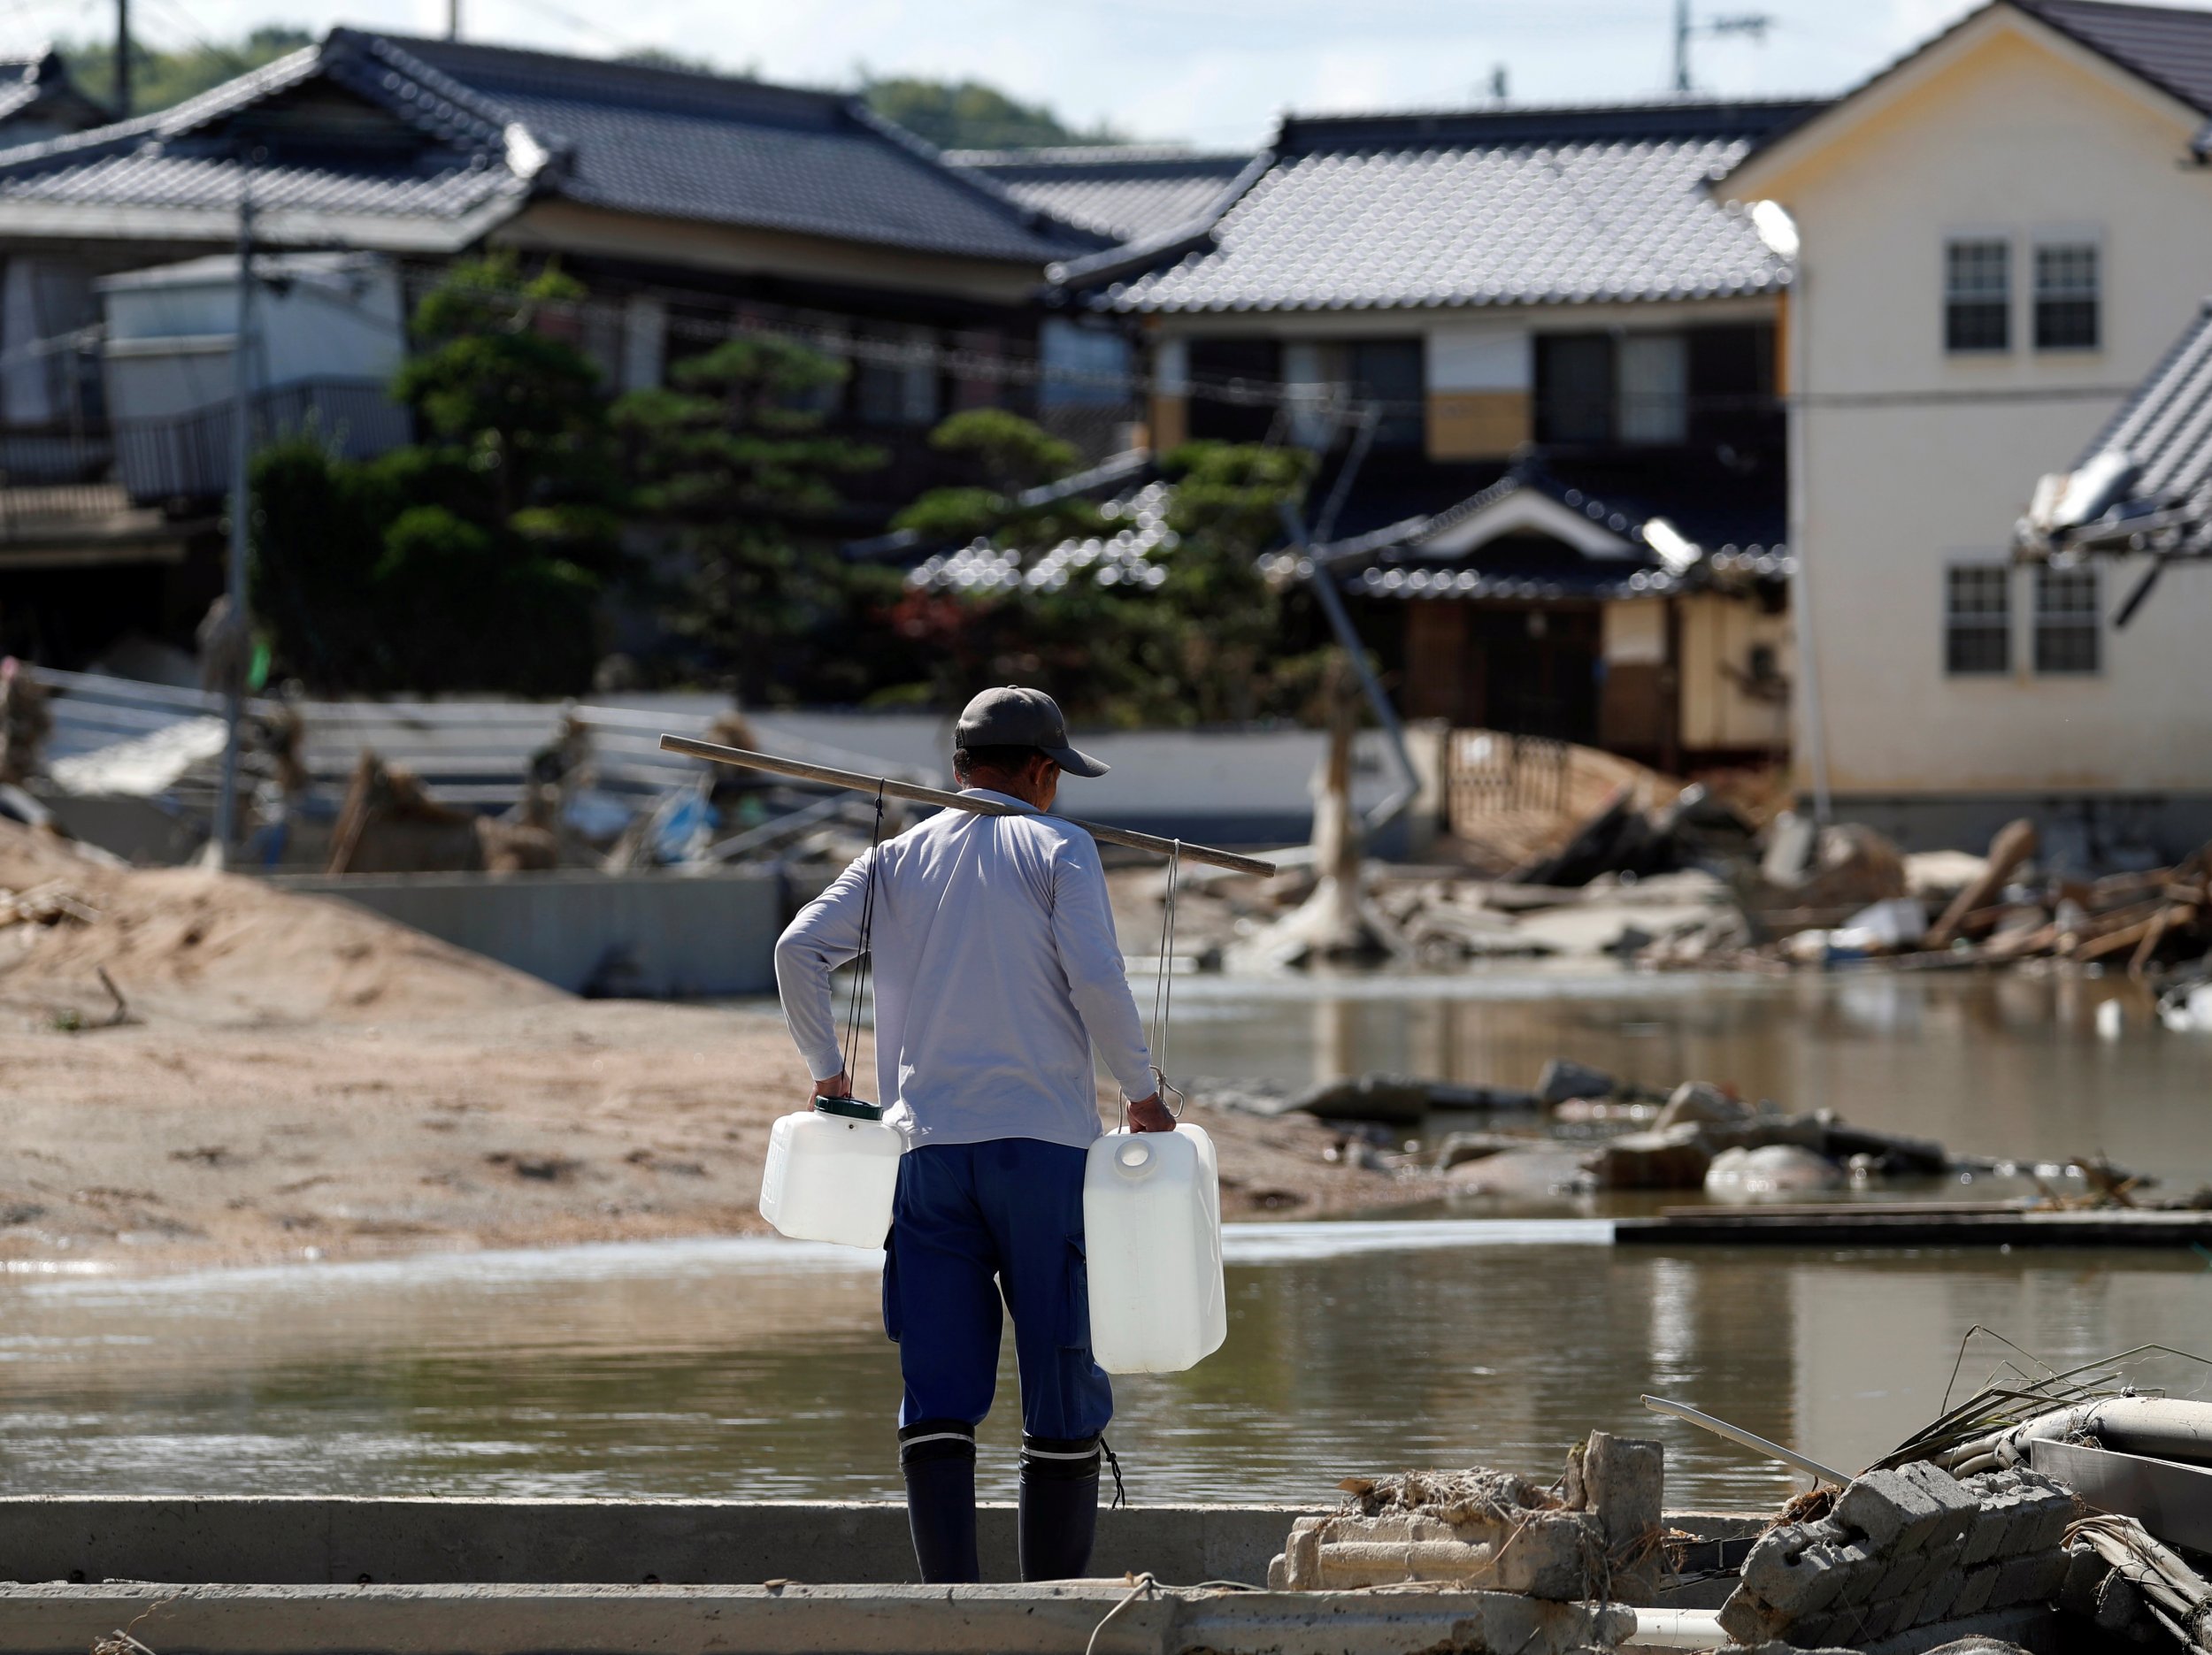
[{"x1": 955, "y1": 686, "x2": 1110, "y2": 778}]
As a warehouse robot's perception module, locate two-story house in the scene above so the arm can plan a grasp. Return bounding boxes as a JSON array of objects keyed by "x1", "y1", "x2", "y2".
[
  {"x1": 0, "y1": 30, "x2": 1106, "y2": 667},
  {"x1": 1040, "y1": 101, "x2": 1816, "y2": 770},
  {"x1": 1723, "y1": 0, "x2": 2212, "y2": 860}
]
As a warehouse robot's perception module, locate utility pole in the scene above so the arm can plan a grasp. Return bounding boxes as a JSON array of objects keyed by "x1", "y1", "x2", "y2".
[
  {"x1": 113, "y1": 0, "x2": 130, "y2": 118},
  {"x1": 447, "y1": 0, "x2": 460, "y2": 41},
  {"x1": 210, "y1": 159, "x2": 256, "y2": 865},
  {"x1": 1673, "y1": 0, "x2": 1772, "y2": 96}
]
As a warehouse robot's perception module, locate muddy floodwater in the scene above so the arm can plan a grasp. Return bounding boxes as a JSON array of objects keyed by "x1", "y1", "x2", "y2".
[
  {"x1": 1163, "y1": 966, "x2": 2212, "y2": 1189},
  {"x1": 4, "y1": 970, "x2": 2209, "y2": 1514}
]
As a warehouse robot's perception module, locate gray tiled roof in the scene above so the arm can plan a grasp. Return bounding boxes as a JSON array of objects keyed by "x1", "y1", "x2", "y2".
[
  {"x1": 1094, "y1": 101, "x2": 1819, "y2": 314},
  {"x1": 0, "y1": 48, "x2": 111, "y2": 139},
  {"x1": 2017, "y1": 299, "x2": 2212, "y2": 576},
  {"x1": 2082, "y1": 300, "x2": 2212, "y2": 495},
  {"x1": 948, "y1": 146, "x2": 1252, "y2": 243},
  {"x1": 2030, "y1": 298, "x2": 2212, "y2": 553},
  {"x1": 1732, "y1": 2, "x2": 2212, "y2": 183},
  {"x1": 388, "y1": 36, "x2": 1096, "y2": 260},
  {"x1": 0, "y1": 30, "x2": 1097, "y2": 264},
  {"x1": 2016, "y1": 0, "x2": 2212, "y2": 115},
  {"x1": 1331, "y1": 461, "x2": 1791, "y2": 601},
  {"x1": 0, "y1": 149, "x2": 523, "y2": 219}
]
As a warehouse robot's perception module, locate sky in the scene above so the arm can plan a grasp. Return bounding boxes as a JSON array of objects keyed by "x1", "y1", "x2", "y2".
[{"x1": 42, "y1": 0, "x2": 2012, "y2": 146}]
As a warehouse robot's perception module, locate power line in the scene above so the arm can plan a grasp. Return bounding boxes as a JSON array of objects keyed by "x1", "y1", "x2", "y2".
[
  {"x1": 134, "y1": 0, "x2": 255, "y2": 73},
  {"x1": 498, "y1": 0, "x2": 636, "y2": 50}
]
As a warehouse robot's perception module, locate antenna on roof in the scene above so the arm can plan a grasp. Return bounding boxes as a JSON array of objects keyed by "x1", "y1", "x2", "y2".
[{"x1": 1672, "y1": 0, "x2": 1771, "y2": 95}]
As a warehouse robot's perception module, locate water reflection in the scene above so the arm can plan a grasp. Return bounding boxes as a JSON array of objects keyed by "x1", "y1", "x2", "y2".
[
  {"x1": 1166, "y1": 969, "x2": 2212, "y2": 1187},
  {"x1": 4, "y1": 1231, "x2": 2207, "y2": 1511}
]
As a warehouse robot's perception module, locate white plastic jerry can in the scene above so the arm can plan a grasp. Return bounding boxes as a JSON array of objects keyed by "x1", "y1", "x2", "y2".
[
  {"x1": 757, "y1": 1097, "x2": 903, "y2": 1248},
  {"x1": 1082, "y1": 1122, "x2": 1227, "y2": 1374}
]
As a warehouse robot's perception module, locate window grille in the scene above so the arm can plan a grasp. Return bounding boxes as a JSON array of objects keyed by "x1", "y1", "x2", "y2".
[
  {"x1": 2034, "y1": 564, "x2": 2101, "y2": 674},
  {"x1": 1946, "y1": 240, "x2": 2010, "y2": 353},
  {"x1": 1617, "y1": 333, "x2": 1688, "y2": 445},
  {"x1": 1945, "y1": 563, "x2": 2011, "y2": 675},
  {"x1": 2034, "y1": 242, "x2": 2100, "y2": 350}
]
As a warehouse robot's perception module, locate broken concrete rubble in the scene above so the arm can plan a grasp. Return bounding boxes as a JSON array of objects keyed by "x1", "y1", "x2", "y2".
[
  {"x1": 1286, "y1": 1074, "x2": 1542, "y2": 1126},
  {"x1": 1191, "y1": 1058, "x2": 2142, "y2": 1209},
  {"x1": 1583, "y1": 1103, "x2": 1955, "y2": 1195},
  {"x1": 1719, "y1": 1464, "x2": 2078, "y2": 1651},
  {"x1": 1585, "y1": 1126, "x2": 1717, "y2": 1190},
  {"x1": 1706, "y1": 1144, "x2": 1847, "y2": 1199},
  {"x1": 1271, "y1": 1434, "x2": 1667, "y2": 1605}
]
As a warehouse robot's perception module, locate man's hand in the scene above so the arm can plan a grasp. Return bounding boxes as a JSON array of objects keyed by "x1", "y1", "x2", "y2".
[
  {"x1": 1126, "y1": 1092, "x2": 1175, "y2": 1134},
  {"x1": 812, "y1": 1070, "x2": 853, "y2": 1108}
]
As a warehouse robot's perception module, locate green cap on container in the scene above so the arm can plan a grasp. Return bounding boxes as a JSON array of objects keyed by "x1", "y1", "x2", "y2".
[{"x1": 814, "y1": 1094, "x2": 885, "y2": 1122}]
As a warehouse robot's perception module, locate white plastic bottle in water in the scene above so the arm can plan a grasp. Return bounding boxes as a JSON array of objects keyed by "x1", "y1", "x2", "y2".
[
  {"x1": 757, "y1": 1097, "x2": 903, "y2": 1248},
  {"x1": 1082, "y1": 1122, "x2": 1227, "y2": 1373}
]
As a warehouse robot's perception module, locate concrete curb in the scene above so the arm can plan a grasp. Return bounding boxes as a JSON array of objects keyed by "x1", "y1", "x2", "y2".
[
  {"x1": 0, "y1": 1499, "x2": 1326, "y2": 1590},
  {"x1": 0, "y1": 1498, "x2": 1767, "y2": 1594},
  {"x1": 0, "y1": 1581, "x2": 1635, "y2": 1655}
]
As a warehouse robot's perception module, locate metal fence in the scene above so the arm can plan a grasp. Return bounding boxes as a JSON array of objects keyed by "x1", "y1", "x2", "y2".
[
  {"x1": 1446, "y1": 728, "x2": 1571, "y2": 830},
  {"x1": 110, "y1": 379, "x2": 412, "y2": 505},
  {"x1": 0, "y1": 431, "x2": 127, "y2": 540},
  {"x1": 27, "y1": 667, "x2": 934, "y2": 816}
]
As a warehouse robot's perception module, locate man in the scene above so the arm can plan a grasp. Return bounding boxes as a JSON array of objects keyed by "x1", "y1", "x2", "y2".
[{"x1": 774, "y1": 686, "x2": 1174, "y2": 1585}]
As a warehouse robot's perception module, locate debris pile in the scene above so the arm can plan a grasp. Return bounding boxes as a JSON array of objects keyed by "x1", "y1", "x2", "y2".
[
  {"x1": 1, "y1": 880, "x2": 98, "y2": 930},
  {"x1": 1192, "y1": 1056, "x2": 2159, "y2": 1207},
  {"x1": 0, "y1": 657, "x2": 50, "y2": 785},
  {"x1": 1271, "y1": 1431, "x2": 1663, "y2": 1604},
  {"x1": 2062, "y1": 1513, "x2": 2212, "y2": 1653},
  {"x1": 1111, "y1": 774, "x2": 2212, "y2": 986},
  {"x1": 1719, "y1": 1462, "x2": 2078, "y2": 1648},
  {"x1": 1577, "y1": 1083, "x2": 1950, "y2": 1197},
  {"x1": 1757, "y1": 820, "x2": 2212, "y2": 976},
  {"x1": 2163, "y1": 967, "x2": 2212, "y2": 1033}
]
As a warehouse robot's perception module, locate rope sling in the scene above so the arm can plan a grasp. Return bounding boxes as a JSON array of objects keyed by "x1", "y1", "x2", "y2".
[
  {"x1": 834, "y1": 782, "x2": 887, "y2": 1097},
  {"x1": 1135, "y1": 840, "x2": 1186, "y2": 1123}
]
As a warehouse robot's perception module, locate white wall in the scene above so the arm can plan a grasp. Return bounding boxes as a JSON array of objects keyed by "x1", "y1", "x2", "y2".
[
  {"x1": 1426, "y1": 324, "x2": 1530, "y2": 393},
  {"x1": 747, "y1": 709, "x2": 1409, "y2": 842},
  {"x1": 1762, "y1": 11, "x2": 2212, "y2": 798},
  {"x1": 101, "y1": 255, "x2": 406, "y2": 422}
]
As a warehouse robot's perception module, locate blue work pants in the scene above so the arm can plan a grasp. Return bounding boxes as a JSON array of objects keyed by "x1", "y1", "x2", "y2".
[{"x1": 882, "y1": 1138, "x2": 1113, "y2": 1441}]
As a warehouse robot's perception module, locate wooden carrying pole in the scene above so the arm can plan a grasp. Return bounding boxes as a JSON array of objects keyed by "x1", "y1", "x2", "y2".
[{"x1": 658, "y1": 733, "x2": 1278, "y2": 877}]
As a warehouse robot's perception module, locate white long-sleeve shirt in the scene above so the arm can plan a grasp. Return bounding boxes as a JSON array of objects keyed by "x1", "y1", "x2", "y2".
[{"x1": 773, "y1": 788, "x2": 1154, "y2": 1151}]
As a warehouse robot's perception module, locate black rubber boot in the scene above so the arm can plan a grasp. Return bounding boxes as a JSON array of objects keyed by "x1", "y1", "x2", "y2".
[
  {"x1": 900, "y1": 1420, "x2": 979, "y2": 1584},
  {"x1": 1018, "y1": 1435, "x2": 1102, "y2": 1582}
]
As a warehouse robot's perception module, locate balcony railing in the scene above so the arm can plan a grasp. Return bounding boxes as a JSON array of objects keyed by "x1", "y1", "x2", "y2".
[
  {"x1": 110, "y1": 379, "x2": 412, "y2": 506},
  {"x1": 0, "y1": 430, "x2": 130, "y2": 542}
]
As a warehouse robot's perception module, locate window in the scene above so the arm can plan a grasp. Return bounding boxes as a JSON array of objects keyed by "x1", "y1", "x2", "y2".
[
  {"x1": 1039, "y1": 318, "x2": 1131, "y2": 408},
  {"x1": 1535, "y1": 332, "x2": 1692, "y2": 445},
  {"x1": 1346, "y1": 339, "x2": 1425, "y2": 448},
  {"x1": 853, "y1": 325, "x2": 940, "y2": 426},
  {"x1": 2034, "y1": 565, "x2": 2101, "y2": 674},
  {"x1": 1945, "y1": 564, "x2": 2011, "y2": 675},
  {"x1": 1686, "y1": 321, "x2": 1778, "y2": 448},
  {"x1": 1536, "y1": 333, "x2": 1613, "y2": 442},
  {"x1": 1945, "y1": 239, "x2": 2010, "y2": 353},
  {"x1": 1617, "y1": 333, "x2": 1688, "y2": 444},
  {"x1": 2034, "y1": 242, "x2": 2100, "y2": 350},
  {"x1": 1187, "y1": 336, "x2": 1280, "y2": 443}
]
